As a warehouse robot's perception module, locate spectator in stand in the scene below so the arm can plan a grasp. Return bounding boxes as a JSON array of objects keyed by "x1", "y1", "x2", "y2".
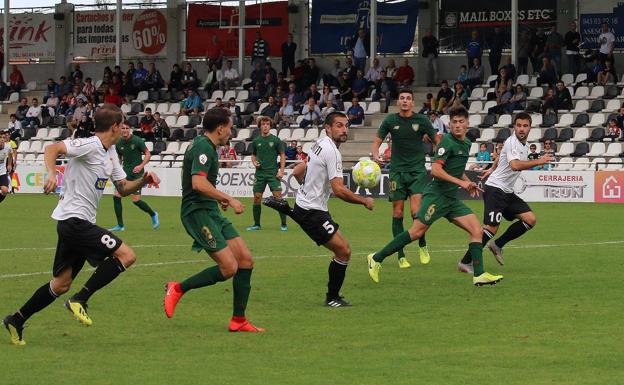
[
  {"x1": 342, "y1": 57, "x2": 358, "y2": 85},
  {"x1": 73, "y1": 115, "x2": 94, "y2": 138},
  {"x1": 541, "y1": 140, "x2": 555, "y2": 170},
  {"x1": 606, "y1": 119, "x2": 621, "y2": 142},
  {"x1": 488, "y1": 142, "x2": 504, "y2": 169},
  {"x1": 218, "y1": 141, "x2": 237, "y2": 168},
  {"x1": 252, "y1": 31, "x2": 269, "y2": 69},
  {"x1": 274, "y1": 72, "x2": 288, "y2": 96},
  {"x1": 68, "y1": 98, "x2": 87, "y2": 131},
  {"x1": 145, "y1": 63, "x2": 164, "y2": 91},
  {"x1": 338, "y1": 72, "x2": 353, "y2": 103},
  {"x1": 598, "y1": 22, "x2": 615, "y2": 66},
  {"x1": 153, "y1": 112, "x2": 170, "y2": 141},
  {"x1": 303, "y1": 58, "x2": 319, "y2": 89},
  {"x1": 0, "y1": 79, "x2": 8, "y2": 101},
  {"x1": 291, "y1": 60, "x2": 306, "y2": 91},
  {"x1": 546, "y1": 25, "x2": 564, "y2": 74},
  {"x1": 264, "y1": 62, "x2": 278, "y2": 86},
  {"x1": 419, "y1": 93, "x2": 434, "y2": 114},
  {"x1": 350, "y1": 28, "x2": 370, "y2": 72},
  {"x1": 285, "y1": 141, "x2": 297, "y2": 161},
  {"x1": 24, "y1": 98, "x2": 41, "y2": 128},
  {"x1": 281, "y1": 33, "x2": 297, "y2": 76},
  {"x1": 300, "y1": 97, "x2": 322, "y2": 128},
  {"x1": 81, "y1": 77, "x2": 96, "y2": 103},
  {"x1": 54, "y1": 76, "x2": 71, "y2": 99},
  {"x1": 205, "y1": 35, "x2": 224, "y2": 69},
  {"x1": 488, "y1": 27, "x2": 506, "y2": 76},
  {"x1": 319, "y1": 85, "x2": 337, "y2": 109},
  {"x1": 221, "y1": 60, "x2": 240, "y2": 90},
  {"x1": 518, "y1": 30, "x2": 532, "y2": 75},
  {"x1": 113, "y1": 65, "x2": 124, "y2": 79},
  {"x1": 304, "y1": 83, "x2": 321, "y2": 102},
  {"x1": 464, "y1": 57, "x2": 485, "y2": 91},
  {"x1": 428, "y1": 110, "x2": 448, "y2": 135},
  {"x1": 140, "y1": 107, "x2": 156, "y2": 141},
  {"x1": 323, "y1": 58, "x2": 342, "y2": 88},
  {"x1": 285, "y1": 82, "x2": 304, "y2": 111},
  {"x1": 373, "y1": 70, "x2": 396, "y2": 112},
  {"x1": 179, "y1": 88, "x2": 203, "y2": 116},
  {"x1": 262, "y1": 73, "x2": 277, "y2": 101},
  {"x1": 181, "y1": 62, "x2": 200, "y2": 90},
  {"x1": 527, "y1": 144, "x2": 541, "y2": 170},
  {"x1": 8, "y1": 114, "x2": 22, "y2": 141},
  {"x1": 169, "y1": 63, "x2": 183, "y2": 92},
  {"x1": 133, "y1": 61, "x2": 148, "y2": 90},
  {"x1": 394, "y1": 58, "x2": 414, "y2": 88},
  {"x1": 70, "y1": 63, "x2": 83, "y2": 81},
  {"x1": 121, "y1": 73, "x2": 136, "y2": 100},
  {"x1": 276, "y1": 96, "x2": 295, "y2": 129},
  {"x1": 226, "y1": 97, "x2": 243, "y2": 127},
  {"x1": 104, "y1": 87, "x2": 124, "y2": 107},
  {"x1": 502, "y1": 56, "x2": 517, "y2": 81},
  {"x1": 248, "y1": 80, "x2": 266, "y2": 104},
  {"x1": 72, "y1": 75, "x2": 84, "y2": 91},
  {"x1": 537, "y1": 56, "x2": 558, "y2": 87},
  {"x1": 44, "y1": 78, "x2": 56, "y2": 103},
  {"x1": 57, "y1": 95, "x2": 71, "y2": 117},
  {"x1": 9, "y1": 65, "x2": 25, "y2": 93},
  {"x1": 246, "y1": 62, "x2": 265, "y2": 91},
  {"x1": 204, "y1": 63, "x2": 223, "y2": 94},
  {"x1": 487, "y1": 84, "x2": 513, "y2": 115},
  {"x1": 616, "y1": 106, "x2": 624, "y2": 130},
  {"x1": 351, "y1": 70, "x2": 368, "y2": 99},
  {"x1": 597, "y1": 64, "x2": 615, "y2": 85},
  {"x1": 347, "y1": 97, "x2": 364, "y2": 126},
  {"x1": 530, "y1": 29, "x2": 547, "y2": 73},
  {"x1": 103, "y1": 65, "x2": 113, "y2": 80},
  {"x1": 457, "y1": 64, "x2": 468, "y2": 84},
  {"x1": 470, "y1": 143, "x2": 491, "y2": 171},
  {"x1": 15, "y1": 98, "x2": 29, "y2": 121},
  {"x1": 443, "y1": 82, "x2": 468, "y2": 114},
  {"x1": 384, "y1": 58, "x2": 397, "y2": 80},
  {"x1": 295, "y1": 144, "x2": 307, "y2": 162},
  {"x1": 46, "y1": 91, "x2": 59, "y2": 110},
  {"x1": 365, "y1": 58, "x2": 383, "y2": 86},
  {"x1": 565, "y1": 21, "x2": 582, "y2": 76},
  {"x1": 433, "y1": 80, "x2": 453, "y2": 112},
  {"x1": 109, "y1": 74, "x2": 122, "y2": 95},
  {"x1": 465, "y1": 30, "x2": 482, "y2": 67},
  {"x1": 260, "y1": 95, "x2": 280, "y2": 120},
  {"x1": 488, "y1": 67, "x2": 513, "y2": 100},
  {"x1": 421, "y1": 29, "x2": 439, "y2": 86},
  {"x1": 541, "y1": 87, "x2": 556, "y2": 114},
  {"x1": 588, "y1": 56, "x2": 604, "y2": 83},
  {"x1": 507, "y1": 85, "x2": 527, "y2": 113},
  {"x1": 214, "y1": 97, "x2": 226, "y2": 110}
]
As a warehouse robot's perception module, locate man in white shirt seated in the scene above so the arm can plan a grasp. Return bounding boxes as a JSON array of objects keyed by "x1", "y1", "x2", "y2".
[
  {"x1": 24, "y1": 98, "x2": 43, "y2": 128},
  {"x1": 300, "y1": 97, "x2": 322, "y2": 128},
  {"x1": 221, "y1": 60, "x2": 240, "y2": 90}
]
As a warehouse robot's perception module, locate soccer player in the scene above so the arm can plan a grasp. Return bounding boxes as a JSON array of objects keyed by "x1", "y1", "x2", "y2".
[
  {"x1": 247, "y1": 116, "x2": 288, "y2": 231},
  {"x1": 163, "y1": 108, "x2": 264, "y2": 332},
  {"x1": 371, "y1": 89, "x2": 440, "y2": 268},
  {"x1": 367, "y1": 106, "x2": 503, "y2": 286},
  {"x1": 109, "y1": 122, "x2": 160, "y2": 231},
  {"x1": 3, "y1": 104, "x2": 160, "y2": 345},
  {"x1": 457, "y1": 112, "x2": 554, "y2": 272},
  {"x1": 264, "y1": 112, "x2": 374, "y2": 307},
  {"x1": 0, "y1": 131, "x2": 14, "y2": 204}
]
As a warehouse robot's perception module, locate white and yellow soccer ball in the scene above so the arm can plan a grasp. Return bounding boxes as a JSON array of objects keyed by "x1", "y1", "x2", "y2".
[{"x1": 352, "y1": 158, "x2": 381, "y2": 188}]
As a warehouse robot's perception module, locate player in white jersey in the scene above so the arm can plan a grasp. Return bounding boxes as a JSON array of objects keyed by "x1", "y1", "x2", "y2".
[
  {"x1": 0, "y1": 130, "x2": 14, "y2": 203},
  {"x1": 3, "y1": 104, "x2": 160, "y2": 346},
  {"x1": 458, "y1": 112, "x2": 553, "y2": 272},
  {"x1": 263, "y1": 112, "x2": 374, "y2": 307}
]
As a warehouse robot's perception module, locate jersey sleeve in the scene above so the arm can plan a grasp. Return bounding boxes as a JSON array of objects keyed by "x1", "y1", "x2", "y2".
[
  {"x1": 276, "y1": 138, "x2": 285, "y2": 154},
  {"x1": 63, "y1": 138, "x2": 97, "y2": 160},
  {"x1": 110, "y1": 149, "x2": 127, "y2": 182},
  {"x1": 191, "y1": 142, "x2": 214, "y2": 177},
  {"x1": 323, "y1": 146, "x2": 343, "y2": 180},
  {"x1": 251, "y1": 140, "x2": 258, "y2": 156},
  {"x1": 377, "y1": 118, "x2": 390, "y2": 140},
  {"x1": 137, "y1": 138, "x2": 147, "y2": 152},
  {"x1": 433, "y1": 136, "x2": 452, "y2": 165}
]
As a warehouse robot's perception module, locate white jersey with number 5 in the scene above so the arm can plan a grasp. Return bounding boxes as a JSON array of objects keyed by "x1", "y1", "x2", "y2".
[
  {"x1": 52, "y1": 136, "x2": 126, "y2": 223},
  {"x1": 0, "y1": 144, "x2": 12, "y2": 175},
  {"x1": 485, "y1": 134, "x2": 528, "y2": 193},
  {"x1": 296, "y1": 136, "x2": 343, "y2": 212}
]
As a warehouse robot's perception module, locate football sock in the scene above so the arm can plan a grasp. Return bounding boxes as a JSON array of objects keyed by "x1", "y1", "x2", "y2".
[
  {"x1": 373, "y1": 231, "x2": 413, "y2": 263},
  {"x1": 418, "y1": 233, "x2": 427, "y2": 248},
  {"x1": 17, "y1": 282, "x2": 59, "y2": 322},
  {"x1": 391, "y1": 217, "x2": 405, "y2": 258},
  {"x1": 133, "y1": 200, "x2": 156, "y2": 217},
  {"x1": 495, "y1": 221, "x2": 533, "y2": 248},
  {"x1": 232, "y1": 268, "x2": 253, "y2": 317},
  {"x1": 0, "y1": 193, "x2": 6, "y2": 203},
  {"x1": 253, "y1": 204, "x2": 261, "y2": 226},
  {"x1": 280, "y1": 212, "x2": 287, "y2": 226},
  {"x1": 469, "y1": 242, "x2": 485, "y2": 276},
  {"x1": 461, "y1": 229, "x2": 494, "y2": 264},
  {"x1": 113, "y1": 196, "x2": 123, "y2": 226},
  {"x1": 73, "y1": 257, "x2": 126, "y2": 302},
  {"x1": 180, "y1": 265, "x2": 226, "y2": 292},
  {"x1": 327, "y1": 258, "x2": 348, "y2": 299}
]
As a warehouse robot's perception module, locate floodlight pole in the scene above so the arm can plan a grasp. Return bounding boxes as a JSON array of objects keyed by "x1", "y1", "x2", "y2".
[
  {"x1": 511, "y1": 0, "x2": 517, "y2": 66},
  {"x1": 3, "y1": 0, "x2": 9, "y2": 83},
  {"x1": 238, "y1": 0, "x2": 245, "y2": 77},
  {"x1": 370, "y1": 0, "x2": 376, "y2": 68},
  {"x1": 116, "y1": 0, "x2": 122, "y2": 66}
]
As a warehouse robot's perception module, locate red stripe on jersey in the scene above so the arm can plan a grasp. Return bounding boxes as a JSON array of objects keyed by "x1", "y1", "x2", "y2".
[
  {"x1": 435, "y1": 160, "x2": 445, "y2": 165},
  {"x1": 196, "y1": 171, "x2": 208, "y2": 177}
]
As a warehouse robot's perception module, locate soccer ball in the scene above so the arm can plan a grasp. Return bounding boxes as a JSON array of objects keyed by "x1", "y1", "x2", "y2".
[{"x1": 352, "y1": 159, "x2": 381, "y2": 188}]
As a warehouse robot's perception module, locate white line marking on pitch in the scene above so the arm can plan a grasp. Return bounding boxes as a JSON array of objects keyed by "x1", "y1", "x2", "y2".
[{"x1": 0, "y1": 240, "x2": 622, "y2": 280}]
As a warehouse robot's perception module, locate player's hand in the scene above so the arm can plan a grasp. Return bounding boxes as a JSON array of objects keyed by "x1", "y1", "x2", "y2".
[
  {"x1": 228, "y1": 198, "x2": 245, "y2": 214},
  {"x1": 462, "y1": 181, "x2": 483, "y2": 198},
  {"x1": 538, "y1": 153, "x2": 555, "y2": 165},
  {"x1": 276, "y1": 169, "x2": 284, "y2": 180},
  {"x1": 44, "y1": 173, "x2": 57, "y2": 194},
  {"x1": 372, "y1": 153, "x2": 382, "y2": 164},
  {"x1": 478, "y1": 168, "x2": 493, "y2": 180},
  {"x1": 142, "y1": 171, "x2": 161, "y2": 187},
  {"x1": 132, "y1": 165, "x2": 143, "y2": 174},
  {"x1": 6, "y1": 165, "x2": 12, "y2": 173},
  {"x1": 253, "y1": 161, "x2": 260, "y2": 168},
  {"x1": 363, "y1": 197, "x2": 374, "y2": 211}
]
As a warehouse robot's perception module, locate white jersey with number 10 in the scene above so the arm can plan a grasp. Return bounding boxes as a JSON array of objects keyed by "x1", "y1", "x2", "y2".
[
  {"x1": 296, "y1": 136, "x2": 343, "y2": 212},
  {"x1": 485, "y1": 134, "x2": 528, "y2": 193}
]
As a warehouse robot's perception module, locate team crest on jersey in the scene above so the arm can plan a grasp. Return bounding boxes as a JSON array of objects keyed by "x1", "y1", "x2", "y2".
[
  {"x1": 424, "y1": 204, "x2": 436, "y2": 221},
  {"x1": 70, "y1": 139, "x2": 82, "y2": 147},
  {"x1": 130, "y1": 144, "x2": 135, "y2": 150},
  {"x1": 269, "y1": 142, "x2": 274, "y2": 147},
  {"x1": 94, "y1": 178, "x2": 108, "y2": 190},
  {"x1": 412, "y1": 124, "x2": 419, "y2": 131},
  {"x1": 201, "y1": 226, "x2": 217, "y2": 249},
  {"x1": 199, "y1": 154, "x2": 208, "y2": 165},
  {"x1": 393, "y1": 125, "x2": 399, "y2": 130},
  {"x1": 437, "y1": 147, "x2": 446, "y2": 156}
]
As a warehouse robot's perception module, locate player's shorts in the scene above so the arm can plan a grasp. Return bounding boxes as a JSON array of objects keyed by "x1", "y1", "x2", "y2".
[
  {"x1": 416, "y1": 192, "x2": 474, "y2": 226},
  {"x1": 292, "y1": 204, "x2": 340, "y2": 246},
  {"x1": 253, "y1": 172, "x2": 282, "y2": 194},
  {"x1": 388, "y1": 171, "x2": 428, "y2": 201},
  {"x1": 0, "y1": 174, "x2": 9, "y2": 188},
  {"x1": 483, "y1": 185, "x2": 531, "y2": 226},
  {"x1": 52, "y1": 218, "x2": 123, "y2": 278},
  {"x1": 181, "y1": 209, "x2": 239, "y2": 253},
  {"x1": 125, "y1": 173, "x2": 143, "y2": 195}
]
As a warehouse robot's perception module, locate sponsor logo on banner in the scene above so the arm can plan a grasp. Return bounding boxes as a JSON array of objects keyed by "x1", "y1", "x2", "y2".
[
  {"x1": 514, "y1": 171, "x2": 594, "y2": 202},
  {"x1": 0, "y1": 13, "x2": 55, "y2": 60},
  {"x1": 595, "y1": 171, "x2": 624, "y2": 203},
  {"x1": 580, "y1": 5, "x2": 624, "y2": 50}
]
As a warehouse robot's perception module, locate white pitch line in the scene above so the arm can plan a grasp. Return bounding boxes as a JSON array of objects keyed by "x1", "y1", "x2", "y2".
[{"x1": 0, "y1": 240, "x2": 622, "y2": 280}]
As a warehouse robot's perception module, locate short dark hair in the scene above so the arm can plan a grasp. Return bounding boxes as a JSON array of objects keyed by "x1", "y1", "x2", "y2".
[
  {"x1": 202, "y1": 108, "x2": 231, "y2": 132},
  {"x1": 94, "y1": 104, "x2": 123, "y2": 133},
  {"x1": 449, "y1": 106, "x2": 469, "y2": 120},
  {"x1": 145, "y1": 107, "x2": 152, "y2": 112},
  {"x1": 398, "y1": 89, "x2": 413, "y2": 97},
  {"x1": 324, "y1": 111, "x2": 348, "y2": 127},
  {"x1": 514, "y1": 112, "x2": 532, "y2": 125}
]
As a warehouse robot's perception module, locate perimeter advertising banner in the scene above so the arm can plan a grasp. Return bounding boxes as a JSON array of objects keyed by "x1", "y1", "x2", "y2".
[
  {"x1": 0, "y1": 13, "x2": 55, "y2": 61},
  {"x1": 580, "y1": 5, "x2": 624, "y2": 50},
  {"x1": 186, "y1": 2, "x2": 289, "y2": 58},
  {"x1": 310, "y1": 0, "x2": 419, "y2": 54},
  {"x1": 594, "y1": 171, "x2": 624, "y2": 203},
  {"x1": 438, "y1": 0, "x2": 557, "y2": 51},
  {"x1": 73, "y1": 10, "x2": 168, "y2": 59}
]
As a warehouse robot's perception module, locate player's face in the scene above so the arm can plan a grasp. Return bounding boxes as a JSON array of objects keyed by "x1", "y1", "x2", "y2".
[
  {"x1": 327, "y1": 116, "x2": 349, "y2": 144},
  {"x1": 514, "y1": 119, "x2": 531, "y2": 142},
  {"x1": 217, "y1": 118, "x2": 233, "y2": 145},
  {"x1": 397, "y1": 93, "x2": 413, "y2": 112},
  {"x1": 449, "y1": 115, "x2": 468, "y2": 138},
  {"x1": 260, "y1": 121, "x2": 271, "y2": 135},
  {"x1": 121, "y1": 124, "x2": 131, "y2": 139}
]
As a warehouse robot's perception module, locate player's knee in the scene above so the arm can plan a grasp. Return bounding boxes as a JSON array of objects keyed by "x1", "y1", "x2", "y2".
[
  {"x1": 336, "y1": 244, "x2": 351, "y2": 262},
  {"x1": 253, "y1": 196, "x2": 262, "y2": 204},
  {"x1": 392, "y1": 208, "x2": 404, "y2": 218},
  {"x1": 238, "y1": 251, "x2": 254, "y2": 269},
  {"x1": 523, "y1": 214, "x2": 537, "y2": 227},
  {"x1": 220, "y1": 260, "x2": 239, "y2": 278},
  {"x1": 51, "y1": 278, "x2": 71, "y2": 295},
  {"x1": 484, "y1": 224, "x2": 498, "y2": 235},
  {"x1": 115, "y1": 246, "x2": 136, "y2": 268}
]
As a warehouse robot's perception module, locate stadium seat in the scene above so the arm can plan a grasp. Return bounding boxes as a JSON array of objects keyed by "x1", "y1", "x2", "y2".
[
  {"x1": 492, "y1": 128, "x2": 511, "y2": 143},
  {"x1": 468, "y1": 115, "x2": 482, "y2": 128},
  {"x1": 161, "y1": 142, "x2": 180, "y2": 155},
  {"x1": 483, "y1": 75, "x2": 497, "y2": 87},
  {"x1": 555, "y1": 127, "x2": 573, "y2": 142},
  {"x1": 468, "y1": 88, "x2": 484, "y2": 101},
  {"x1": 571, "y1": 158, "x2": 590, "y2": 170},
  {"x1": 556, "y1": 142, "x2": 574, "y2": 156},
  {"x1": 587, "y1": 99, "x2": 605, "y2": 113},
  {"x1": 183, "y1": 129, "x2": 198, "y2": 141},
  {"x1": 129, "y1": 102, "x2": 143, "y2": 116},
  {"x1": 133, "y1": 91, "x2": 149, "y2": 103},
  {"x1": 527, "y1": 128, "x2": 542, "y2": 142},
  {"x1": 236, "y1": 90, "x2": 249, "y2": 102},
  {"x1": 540, "y1": 112, "x2": 558, "y2": 128},
  {"x1": 469, "y1": 142, "x2": 479, "y2": 156},
  {"x1": 289, "y1": 128, "x2": 305, "y2": 141},
  {"x1": 17, "y1": 141, "x2": 30, "y2": 153},
  {"x1": 268, "y1": 128, "x2": 277, "y2": 136},
  {"x1": 587, "y1": 143, "x2": 606, "y2": 157},
  {"x1": 35, "y1": 154, "x2": 45, "y2": 165},
  {"x1": 606, "y1": 158, "x2": 624, "y2": 170},
  {"x1": 303, "y1": 128, "x2": 319, "y2": 141},
  {"x1": 319, "y1": 130, "x2": 327, "y2": 139},
  {"x1": 243, "y1": 142, "x2": 254, "y2": 155},
  {"x1": 233, "y1": 141, "x2": 246, "y2": 155},
  {"x1": 561, "y1": 74, "x2": 574, "y2": 86},
  {"x1": 141, "y1": 103, "x2": 156, "y2": 115},
  {"x1": 605, "y1": 143, "x2": 622, "y2": 156},
  {"x1": 165, "y1": 116, "x2": 177, "y2": 128},
  {"x1": 493, "y1": 114, "x2": 512, "y2": 128},
  {"x1": 291, "y1": 115, "x2": 305, "y2": 128},
  {"x1": 468, "y1": 101, "x2": 482, "y2": 114},
  {"x1": 476, "y1": 128, "x2": 495, "y2": 142},
  {"x1": 478, "y1": 114, "x2": 497, "y2": 128},
  {"x1": 186, "y1": 115, "x2": 201, "y2": 128},
  {"x1": 440, "y1": 115, "x2": 450, "y2": 126},
  {"x1": 207, "y1": 90, "x2": 224, "y2": 102},
  {"x1": 466, "y1": 128, "x2": 480, "y2": 142},
  {"x1": 602, "y1": 99, "x2": 621, "y2": 113},
  {"x1": 254, "y1": 102, "x2": 269, "y2": 115},
  {"x1": 570, "y1": 142, "x2": 589, "y2": 157},
  {"x1": 515, "y1": 74, "x2": 529, "y2": 86},
  {"x1": 571, "y1": 100, "x2": 589, "y2": 113},
  {"x1": 590, "y1": 157, "x2": 606, "y2": 170},
  {"x1": 176, "y1": 142, "x2": 190, "y2": 155},
  {"x1": 587, "y1": 127, "x2": 605, "y2": 142},
  {"x1": 530, "y1": 114, "x2": 543, "y2": 127},
  {"x1": 175, "y1": 115, "x2": 189, "y2": 128},
  {"x1": 555, "y1": 157, "x2": 573, "y2": 170},
  {"x1": 480, "y1": 101, "x2": 496, "y2": 114},
  {"x1": 156, "y1": 103, "x2": 169, "y2": 115},
  {"x1": 366, "y1": 102, "x2": 380, "y2": 114},
  {"x1": 234, "y1": 128, "x2": 250, "y2": 141},
  {"x1": 160, "y1": 155, "x2": 175, "y2": 167},
  {"x1": 572, "y1": 86, "x2": 589, "y2": 100},
  {"x1": 574, "y1": 73, "x2": 588, "y2": 84},
  {"x1": 527, "y1": 86, "x2": 544, "y2": 100},
  {"x1": 587, "y1": 114, "x2": 606, "y2": 127},
  {"x1": 45, "y1": 128, "x2": 60, "y2": 141},
  {"x1": 604, "y1": 85, "x2": 618, "y2": 99},
  {"x1": 146, "y1": 90, "x2": 160, "y2": 103},
  {"x1": 570, "y1": 113, "x2": 589, "y2": 128},
  {"x1": 23, "y1": 153, "x2": 36, "y2": 165},
  {"x1": 570, "y1": 127, "x2": 589, "y2": 142},
  {"x1": 223, "y1": 90, "x2": 236, "y2": 101},
  {"x1": 145, "y1": 142, "x2": 154, "y2": 153},
  {"x1": 168, "y1": 104, "x2": 181, "y2": 115},
  {"x1": 121, "y1": 104, "x2": 132, "y2": 114},
  {"x1": 278, "y1": 128, "x2": 291, "y2": 141},
  {"x1": 32, "y1": 128, "x2": 48, "y2": 140},
  {"x1": 302, "y1": 142, "x2": 314, "y2": 154},
  {"x1": 587, "y1": 86, "x2": 605, "y2": 99}
]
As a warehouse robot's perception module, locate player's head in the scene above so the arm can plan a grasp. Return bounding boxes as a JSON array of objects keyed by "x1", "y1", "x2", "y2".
[
  {"x1": 397, "y1": 89, "x2": 413, "y2": 112},
  {"x1": 121, "y1": 120, "x2": 132, "y2": 139},
  {"x1": 93, "y1": 104, "x2": 124, "y2": 140},
  {"x1": 258, "y1": 116, "x2": 273, "y2": 135},
  {"x1": 324, "y1": 112, "x2": 349, "y2": 145},
  {"x1": 448, "y1": 106, "x2": 469, "y2": 137},
  {"x1": 202, "y1": 108, "x2": 232, "y2": 146},
  {"x1": 513, "y1": 112, "x2": 532, "y2": 142},
  {"x1": 530, "y1": 143, "x2": 537, "y2": 153},
  {"x1": 0, "y1": 131, "x2": 6, "y2": 145}
]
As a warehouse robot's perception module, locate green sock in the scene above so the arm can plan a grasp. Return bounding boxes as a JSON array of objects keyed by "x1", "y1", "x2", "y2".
[
  {"x1": 469, "y1": 242, "x2": 485, "y2": 276},
  {"x1": 279, "y1": 212, "x2": 287, "y2": 226},
  {"x1": 391, "y1": 217, "x2": 405, "y2": 259},
  {"x1": 253, "y1": 204, "x2": 261, "y2": 226},
  {"x1": 373, "y1": 231, "x2": 413, "y2": 263},
  {"x1": 232, "y1": 268, "x2": 253, "y2": 317},
  {"x1": 418, "y1": 233, "x2": 427, "y2": 248},
  {"x1": 180, "y1": 265, "x2": 226, "y2": 292},
  {"x1": 113, "y1": 196, "x2": 123, "y2": 227},
  {"x1": 133, "y1": 200, "x2": 156, "y2": 217}
]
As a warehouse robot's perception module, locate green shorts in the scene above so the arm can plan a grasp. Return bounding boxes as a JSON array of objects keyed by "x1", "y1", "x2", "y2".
[
  {"x1": 126, "y1": 173, "x2": 143, "y2": 196},
  {"x1": 416, "y1": 192, "x2": 474, "y2": 226},
  {"x1": 253, "y1": 172, "x2": 282, "y2": 194},
  {"x1": 388, "y1": 171, "x2": 428, "y2": 202},
  {"x1": 181, "y1": 209, "x2": 239, "y2": 253}
]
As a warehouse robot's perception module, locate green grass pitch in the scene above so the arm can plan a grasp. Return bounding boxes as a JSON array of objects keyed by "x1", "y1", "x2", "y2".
[{"x1": 1, "y1": 194, "x2": 623, "y2": 385}]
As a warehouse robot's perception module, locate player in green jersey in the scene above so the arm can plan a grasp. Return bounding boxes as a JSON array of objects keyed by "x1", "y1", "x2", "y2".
[
  {"x1": 367, "y1": 106, "x2": 503, "y2": 286},
  {"x1": 371, "y1": 89, "x2": 441, "y2": 268},
  {"x1": 163, "y1": 108, "x2": 264, "y2": 332},
  {"x1": 247, "y1": 115, "x2": 288, "y2": 231},
  {"x1": 109, "y1": 122, "x2": 159, "y2": 231}
]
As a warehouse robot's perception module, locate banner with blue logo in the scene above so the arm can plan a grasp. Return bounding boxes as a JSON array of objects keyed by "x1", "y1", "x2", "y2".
[
  {"x1": 580, "y1": 5, "x2": 624, "y2": 50},
  {"x1": 310, "y1": 0, "x2": 419, "y2": 54}
]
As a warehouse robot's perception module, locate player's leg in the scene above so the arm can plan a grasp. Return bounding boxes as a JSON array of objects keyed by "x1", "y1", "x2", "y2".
[
  {"x1": 409, "y1": 192, "x2": 430, "y2": 264},
  {"x1": 389, "y1": 172, "x2": 409, "y2": 265},
  {"x1": 322, "y1": 230, "x2": 352, "y2": 307},
  {"x1": 271, "y1": 189, "x2": 288, "y2": 231},
  {"x1": 247, "y1": 176, "x2": 265, "y2": 229},
  {"x1": 131, "y1": 191, "x2": 159, "y2": 229},
  {"x1": 110, "y1": 190, "x2": 125, "y2": 231},
  {"x1": 490, "y1": 208, "x2": 536, "y2": 261},
  {"x1": 0, "y1": 175, "x2": 9, "y2": 204}
]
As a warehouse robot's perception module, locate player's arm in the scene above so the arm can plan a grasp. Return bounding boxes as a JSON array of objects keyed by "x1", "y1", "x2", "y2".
[
  {"x1": 191, "y1": 174, "x2": 244, "y2": 214},
  {"x1": 478, "y1": 154, "x2": 499, "y2": 180},
  {"x1": 330, "y1": 177, "x2": 374, "y2": 210},
  {"x1": 371, "y1": 136, "x2": 383, "y2": 163},
  {"x1": 133, "y1": 148, "x2": 151, "y2": 174},
  {"x1": 43, "y1": 142, "x2": 67, "y2": 194},
  {"x1": 113, "y1": 173, "x2": 159, "y2": 197},
  {"x1": 431, "y1": 162, "x2": 482, "y2": 197},
  {"x1": 6, "y1": 149, "x2": 13, "y2": 173},
  {"x1": 292, "y1": 161, "x2": 306, "y2": 184},
  {"x1": 277, "y1": 151, "x2": 285, "y2": 179},
  {"x1": 509, "y1": 155, "x2": 554, "y2": 172}
]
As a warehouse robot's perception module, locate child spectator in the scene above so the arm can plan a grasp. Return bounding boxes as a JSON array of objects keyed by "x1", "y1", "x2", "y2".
[
  {"x1": 457, "y1": 64, "x2": 468, "y2": 83},
  {"x1": 606, "y1": 118, "x2": 621, "y2": 141},
  {"x1": 528, "y1": 143, "x2": 542, "y2": 170},
  {"x1": 218, "y1": 141, "x2": 237, "y2": 168},
  {"x1": 470, "y1": 143, "x2": 491, "y2": 171}
]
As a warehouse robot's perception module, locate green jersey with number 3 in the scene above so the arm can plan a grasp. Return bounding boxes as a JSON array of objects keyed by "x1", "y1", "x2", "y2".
[{"x1": 181, "y1": 135, "x2": 220, "y2": 215}]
